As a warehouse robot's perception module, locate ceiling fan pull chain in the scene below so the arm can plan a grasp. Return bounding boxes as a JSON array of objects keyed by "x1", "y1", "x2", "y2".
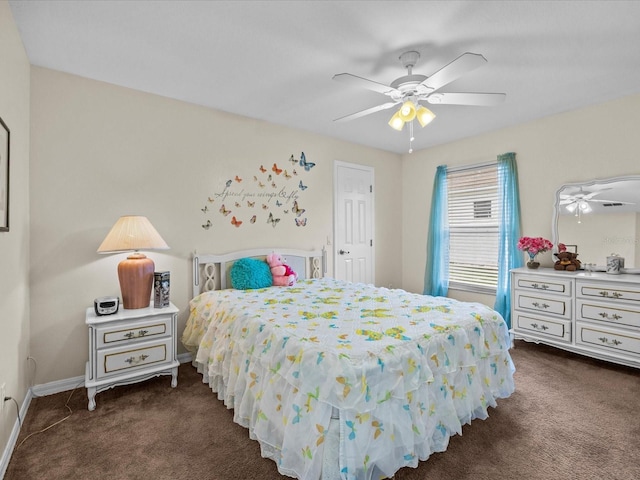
[{"x1": 408, "y1": 121, "x2": 414, "y2": 154}]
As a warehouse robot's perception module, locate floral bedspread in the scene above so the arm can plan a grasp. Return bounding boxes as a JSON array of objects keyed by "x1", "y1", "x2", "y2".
[{"x1": 182, "y1": 278, "x2": 515, "y2": 480}]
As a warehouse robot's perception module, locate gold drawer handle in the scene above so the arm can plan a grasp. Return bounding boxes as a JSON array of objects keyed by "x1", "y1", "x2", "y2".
[
  {"x1": 598, "y1": 312, "x2": 622, "y2": 321},
  {"x1": 598, "y1": 336, "x2": 622, "y2": 346},
  {"x1": 124, "y1": 354, "x2": 150, "y2": 365},
  {"x1": 531, "y1": 302, "x2": 550, "y2": 309},
  {"x1": 531, "y1": 283, "x2": 549, "y2": 290},
  {"x1": 599, "y1": 291, "x2": 623, "y2": 299},
  {"x1": 530, "y1": 323, "x2": 549, "y2": 331},
  {"x1": 123, "y1": 329, "x2": 149, "y2": 339}
]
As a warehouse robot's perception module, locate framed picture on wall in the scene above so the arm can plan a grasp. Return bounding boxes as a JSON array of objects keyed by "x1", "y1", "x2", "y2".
[{"x1": 0, "y1": 116, "x2": 9, "y2": 232}]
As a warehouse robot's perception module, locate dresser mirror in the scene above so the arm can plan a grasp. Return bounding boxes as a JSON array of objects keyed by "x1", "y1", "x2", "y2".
[{"x1": 552, "y1": 175, "x2": 640, "y2": 269}]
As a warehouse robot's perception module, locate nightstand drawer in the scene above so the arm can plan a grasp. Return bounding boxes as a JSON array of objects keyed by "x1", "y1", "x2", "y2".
[
  {"x1": 96, "y1": 315, "x2": 172, "y2": 348},
  {"x1": 513, "y1": 312, "x2": 571, "y2": 342},
  {"x1": 576, "y1": 322, "x2": 640, "y2": 358},
  {"x1": 96, "y1": 338, "x2": 173, "y2": 380},
  {"x1": 514, "y1": 291, "x2": 571, "y2": 318}
]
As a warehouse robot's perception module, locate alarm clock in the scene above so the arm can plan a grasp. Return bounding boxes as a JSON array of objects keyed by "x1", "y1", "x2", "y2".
[{"x1": 94, "y1": 296, "x2": 120, "y2": 316}]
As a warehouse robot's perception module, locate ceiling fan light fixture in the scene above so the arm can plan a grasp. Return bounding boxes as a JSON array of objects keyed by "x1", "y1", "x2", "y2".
[
  {"x1": 388, "y1": 111, "x2": 405, "y2": 131},
  {"x1": 416, "y1": 105, "x2": 436, "y2": 127},
  {"x1": 398, "y1": 100, "x2": 417, "y2": 122},
  {"x1": 579, "y1": 200, "x2": 592, "y2": 213},
  {"x1": 565, "y1": 202, "x2": 577, "y2": 213}
]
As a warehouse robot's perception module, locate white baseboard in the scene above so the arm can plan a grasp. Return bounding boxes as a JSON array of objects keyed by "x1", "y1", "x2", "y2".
[
  {"x1": 0, "y1": 389, "x2": 33, "y2": 480},
  {"x1": 0, "y1": 352, "x2": 193, "y2": 479}
]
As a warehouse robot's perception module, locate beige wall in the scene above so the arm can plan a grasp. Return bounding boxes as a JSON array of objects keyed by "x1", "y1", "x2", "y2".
[
  {"x1": 29, "y1": 67, "x2": 402, "y2": 384},
  {"x1": 0, "y1": 0, "x2": 30, "y2": 460},
  {"x1": 402, "y1": 94, "x2": 640, "y2": 306}
]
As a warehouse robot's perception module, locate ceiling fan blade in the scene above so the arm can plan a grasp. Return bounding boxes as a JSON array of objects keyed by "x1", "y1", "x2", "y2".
[
  {"x1": 421, "y1": 52, "x2": 487, "y2": 92},
  {"x1": 332, "y1": 73, "x2": 398, "y2": 96},
  {"x1": 426, "y1": 92, "x2": 506, "y2": 106},
  {"x1": 587, "y1": 199, "x2": 635, "y2": 204},
  {"x1": 333, "y1": 101, "x2": 399, "y2": 122},
  {"x1": 583, "y1": 189, "x2": 611, "y2": 200}
]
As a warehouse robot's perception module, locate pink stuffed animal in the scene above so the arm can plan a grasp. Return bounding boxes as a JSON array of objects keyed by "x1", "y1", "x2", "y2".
[{"x1": 266, "y1": 252, "x2": 297, "y2": 286}]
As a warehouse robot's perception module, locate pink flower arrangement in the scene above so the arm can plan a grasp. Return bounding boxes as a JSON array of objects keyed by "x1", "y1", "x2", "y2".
[{"x1": 517, "y1": 236, "x2": 554, "y2": 260}]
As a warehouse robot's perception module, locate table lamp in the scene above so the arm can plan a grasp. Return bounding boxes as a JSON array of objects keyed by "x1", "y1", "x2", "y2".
[{"x1": 97, "y1": 215, "x2": 169, "y2": 309}]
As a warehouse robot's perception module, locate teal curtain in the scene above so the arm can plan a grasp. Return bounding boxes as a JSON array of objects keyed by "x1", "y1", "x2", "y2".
[
  {"x1": 493, "y1": 152, "x2": 523, "y2": 328},
  {"x1": 424, "y1": 165, "x2": 449, "y2": 297}
]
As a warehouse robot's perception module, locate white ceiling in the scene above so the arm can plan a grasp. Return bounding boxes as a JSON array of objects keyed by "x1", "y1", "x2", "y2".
[{"x1": 9, "y1": 0, "x2": 640, "y2": 154}]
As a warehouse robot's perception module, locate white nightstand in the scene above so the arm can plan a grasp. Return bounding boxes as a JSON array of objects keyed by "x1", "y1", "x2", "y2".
[{"x1": 85, "y1": 302, "x2": 179, "y2": 411}]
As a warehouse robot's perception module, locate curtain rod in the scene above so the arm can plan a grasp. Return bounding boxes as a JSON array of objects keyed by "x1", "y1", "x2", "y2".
[{"x1": 446, "y1": 160, "x2": 497, "y2": 174}]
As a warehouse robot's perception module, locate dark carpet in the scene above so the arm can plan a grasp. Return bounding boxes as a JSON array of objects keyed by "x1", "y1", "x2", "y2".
[{"x1": 5, "y1": 340, "x2": 640, "y2": 480}]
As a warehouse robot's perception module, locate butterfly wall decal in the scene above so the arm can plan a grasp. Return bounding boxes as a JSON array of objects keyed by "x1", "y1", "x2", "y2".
[
  {"x1": 208, "y1": 197, "x2": 215, "y2": 203},
  {"x1": 231, "y1": 216, "x2": 242, "y2": 227},
  {"x1": 259, "y1": 165, "x2": 267, "y2": 173},
  {"x1": 292, "y1": 200, "x2": 305, "y2": 217},
  {"x1": 219, "y1": 204, "x2": 231, "y2": 216},
  {"x1": 202, "y1": 220, "x2": 212, "y2": 230},
  {"x1": 299, "y1": 180, "x2": 307, "y2": 191},
  {"x1": 234, "y1": 202, "x2": 241, "y2": 208},
  {"x1": 295, "y1": 217, "x2": 307, "y2": 227},
  {"x1": 284, "y1": 170, "x2": 292, "y2": 179},
  {"x1": 272, "y1": 163, "x2": 283, "y2": 175},
  {"x1": 276, "y1": 200, "x2": 282, "y2": 207},
  {"x1": 225, "y1": 179, "x2": 232, "y2": 187},
  {"x1": 247, "y1": 200, "x2": 255, "y2": 207},
  {"x1": 267, "y1": 212, "x2": 281, "y2": 227},
  {"x1": 289, "y1": 154, "x2": 298, "y2": 165},
  {"x1": 250, "y1": 215, "x2": 256, "y2": 224},
  {"x1": 235, "y1": 175, "x2": 242, "y2": 182},
  {"x1": 201, "y1": 205, "x2": 208, "y2": 213},
  {"x1": 299, "y1": 152, "x2": 315, "y2": 172},
  {"x1": 258, "y1": 181, "x2": 265, "y2": 188},
  {"x1": 262, "y1": 204, "x2": 269, "y2": 210}
]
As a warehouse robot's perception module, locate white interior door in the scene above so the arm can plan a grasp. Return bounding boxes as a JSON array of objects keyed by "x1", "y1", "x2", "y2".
[{"x1": 334, "y1": 161, "x2": 374, "y2": 284}]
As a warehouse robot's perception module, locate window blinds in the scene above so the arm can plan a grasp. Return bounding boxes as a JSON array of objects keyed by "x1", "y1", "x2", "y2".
[{"x1": 447, "y1": 163, "x2": 500, "y2": 290}]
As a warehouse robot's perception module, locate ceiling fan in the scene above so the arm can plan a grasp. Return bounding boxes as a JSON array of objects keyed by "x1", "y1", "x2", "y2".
[{"x1": 332, "y1": 50, "x2": 506, "y2": 130}]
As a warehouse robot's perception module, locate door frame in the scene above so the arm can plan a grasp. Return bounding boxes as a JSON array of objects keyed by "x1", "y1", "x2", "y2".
[{"x1": 333, "y1": 160, "x2": 375, "y2": 283}]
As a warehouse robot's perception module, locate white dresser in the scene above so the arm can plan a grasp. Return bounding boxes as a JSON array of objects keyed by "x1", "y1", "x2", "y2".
[
  {"x1": 85, "y1": 303, "x2": 180, "y2": 410},
  {"x1": 511, "y1": 267, "x2": 640, "y2": 368}
]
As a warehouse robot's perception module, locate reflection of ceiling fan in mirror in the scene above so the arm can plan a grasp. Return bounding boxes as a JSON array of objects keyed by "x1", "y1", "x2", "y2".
[
  {"x1": 332, "y1": 50, "x2": 506, "y2": 151},
  {"x1": 559, "y1": 187, "x2": 634, "y2": 221}
]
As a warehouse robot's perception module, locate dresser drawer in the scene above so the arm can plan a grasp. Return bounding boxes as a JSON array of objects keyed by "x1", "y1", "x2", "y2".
[
  {"x1": 576, "y1": 322, "x2": 640, "y2": 358},
  {"x1": 95, "y1": 315, "x2": 172, "y2": 349},
  {"x1": 576, "y1": 299, "x2": 640, "y2": 330},
  {"x1": 576, "y1": 281, "x2": 640, "y2": 304},
  {"x1": 96, "y1": 338, "x2": 173, "y2": 380},
  {"x1": 514, "y1": 291, "x2": 572, "y2": 319},
  {"x1": 513, "y1": 312, "x2": 571, "y2": 342},
  {"x1": 513, "y1": 275, "x2": 572, "y2": 296}
]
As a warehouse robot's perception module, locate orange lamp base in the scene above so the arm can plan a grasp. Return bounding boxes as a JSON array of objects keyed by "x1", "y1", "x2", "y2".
[{"x1": 117, "y1": 253, "x2": 155, "y2": 309}]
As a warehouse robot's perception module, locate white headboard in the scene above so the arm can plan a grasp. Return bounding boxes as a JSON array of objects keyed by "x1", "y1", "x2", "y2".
[{"x1": 192, "y1": 247, "x2": 326, "y2": 297}]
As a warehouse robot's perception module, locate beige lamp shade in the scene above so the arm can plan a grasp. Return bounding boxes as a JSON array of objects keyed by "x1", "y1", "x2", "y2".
[
  {"x1": 97, "y1": 215, "x2": 169, "y2": 253},
  {"x1": 98, "y1": 216, "x2": 169, "y2": 309}
]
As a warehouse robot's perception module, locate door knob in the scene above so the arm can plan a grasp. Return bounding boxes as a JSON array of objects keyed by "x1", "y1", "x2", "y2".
[{"x1": 339, "y1": 249, "x2": 350, "y2": 255}]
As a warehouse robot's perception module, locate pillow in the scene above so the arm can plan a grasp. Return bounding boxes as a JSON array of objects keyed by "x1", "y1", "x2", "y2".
[{"x1": 230, "y1": 257, "x2": 273, "y2": 290}]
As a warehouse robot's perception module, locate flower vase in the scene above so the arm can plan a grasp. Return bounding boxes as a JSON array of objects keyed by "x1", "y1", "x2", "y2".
[{"x1": 527, "y1": 253, "x2": 540, "y2": 269}]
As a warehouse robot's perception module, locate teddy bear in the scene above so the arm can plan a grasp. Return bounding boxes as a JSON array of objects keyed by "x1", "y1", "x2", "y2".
[
  {"x1": 266, "y1": 252, "x2": 297, "y2": 286},
  {"x1": 553, "y1": 251, "x2": 581, "y2": 271}
]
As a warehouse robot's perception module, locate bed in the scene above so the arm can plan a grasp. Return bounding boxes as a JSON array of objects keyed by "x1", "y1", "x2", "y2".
[{"x1": 182, "y1": 248, "x2": 515, "y2": 480}]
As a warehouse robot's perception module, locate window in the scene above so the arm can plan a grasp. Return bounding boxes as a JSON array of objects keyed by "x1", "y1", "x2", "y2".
[{"x1": 447, "y1": 163, "x2": 500, "y2": 292}]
